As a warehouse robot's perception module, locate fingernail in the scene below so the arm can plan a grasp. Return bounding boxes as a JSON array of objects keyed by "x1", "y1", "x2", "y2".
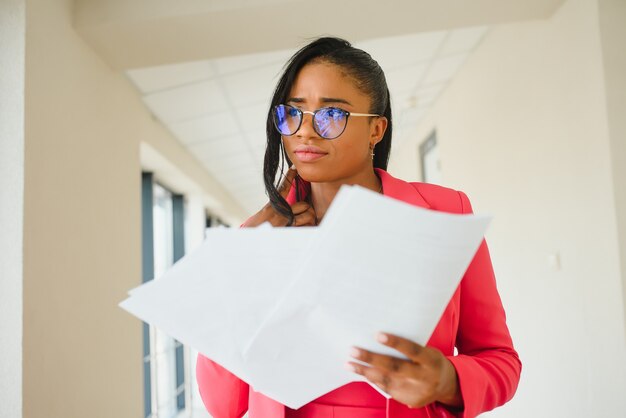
[
  {"x1": 377, "y1": 333, "x2": 388, "y2": 343},
  {"x1": 344, "y1": 362, "x2": 356, "y2": 372},
  {"x1": 350, "y1": 347, "x2": 361, "y2": 358}
]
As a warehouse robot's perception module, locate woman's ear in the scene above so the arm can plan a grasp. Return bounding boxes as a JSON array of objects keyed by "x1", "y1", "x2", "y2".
[{"x1": 369, "y1": 116, "x2": 388, "y2": 147}]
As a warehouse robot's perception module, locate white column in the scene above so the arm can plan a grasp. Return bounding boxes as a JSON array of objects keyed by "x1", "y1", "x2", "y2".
[{"x1": 0, "y1": 0, "x2": 25, "y2": 417}]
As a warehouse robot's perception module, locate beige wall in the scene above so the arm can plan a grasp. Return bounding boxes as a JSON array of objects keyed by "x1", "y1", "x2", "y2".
[
  {"x1": 21, "y1": 0, "x2": 242, "y2": 417},
  {"x1": 390, "y1": 0, "x2": 626, "y2": 415},
  {"x1": 598, "y1": 0, "x2": 626, "y2": 339},
  {"x1": 23, "y1": 0, "x2": 142, "y2": 415},
  {"x1": 0, "y1": 0, "x2": 25, "y2": 417}
]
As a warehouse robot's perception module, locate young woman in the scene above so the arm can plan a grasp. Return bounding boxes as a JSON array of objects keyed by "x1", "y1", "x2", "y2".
[{"x1": 196, "y1": 37, "x2": 521, "y2": 418}]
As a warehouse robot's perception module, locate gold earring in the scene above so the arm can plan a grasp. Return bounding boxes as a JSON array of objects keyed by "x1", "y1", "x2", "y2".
[{"x1": 369, "y1": 144, "x2": 375, "y2": 159}]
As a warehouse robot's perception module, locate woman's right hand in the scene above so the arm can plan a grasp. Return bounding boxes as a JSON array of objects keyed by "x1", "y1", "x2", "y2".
[{"x1": 242, "y1": 167, "x2": 317, "y2": 228}]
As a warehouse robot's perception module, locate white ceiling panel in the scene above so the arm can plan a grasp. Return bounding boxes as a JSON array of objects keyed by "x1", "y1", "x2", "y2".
[
  {"x1": 246, "y1": 190, "x2": 267, "y2": 202},
  {"x1": 214, "y1": 48, "x2": 293, "y2": 76},
  {"x1": 439, "y1": 26, "x2": 489, "y2": 57},
  {"x1": 188, "y1": 135, "x2": 250, "y2": 160},
  {"x1": 422, "y1": 53, "x2": 470, "y2": 86},
  {"x1": 217, "y1": 176, "x2": 262, "y2": 192},
  {"x1": 204, "y1": 152, "x2": 258, "y2": 174},
  {"x1": 221, "y1": 64, "x2": 283, "y2": 108},
  {"x1": 220, "y1": 169, "x2": 263, "y2": 187},
  {"x1": 356, "y1": 31, "x2": 447, "y2": 71},
  {"x1": 238, "y1": 101, "x2": 271, "y2": 139},
  {"x1": 230, "y1": 186, "x2": 263, "y2": 205},
  {"x1": 386, "y1": 63, "x2": 429, "y2": 99},
  {"x1": 231, "y1": 177, "x2": 265, "y2": 191},
  {"x1": 235, "y1": 180, "x2": 266, "y2": 193},
  {"x1": 126, "y1": 60, "x2": 213, "y2": 94},
  {"x1": 237, "y1": 192, "x2": 266, "y2": 208},
  {"x1": 211, "y1": 159, "x2": 262, "y2": 178},
  {"x1": 229, "y1": 190, "x2": 263, "y2": 207},
  {"x1": 142, "y1": 79, "x2": 227, "y2": 123},
  {"x1": 169, "y1": 111, "x2": 240, "y2": 145},
  {"x1": 251, "y1": 136, "x2": 267, "y2": 152}
]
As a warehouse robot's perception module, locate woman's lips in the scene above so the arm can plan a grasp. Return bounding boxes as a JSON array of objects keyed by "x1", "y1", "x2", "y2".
[{"x1": 294, "y1": 145, "x2": 328, "y2": 162}]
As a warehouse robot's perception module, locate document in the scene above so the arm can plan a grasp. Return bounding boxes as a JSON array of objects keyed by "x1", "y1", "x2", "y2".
[
  {"x1": 120, "y1": 185, "x2": 491, "y2": 409},
  {"x1": 120, "y1": 224, "x2": 316, "y2": 384}
]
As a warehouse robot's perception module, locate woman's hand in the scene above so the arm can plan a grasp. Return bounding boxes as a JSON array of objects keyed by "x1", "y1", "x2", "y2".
[
  {"x1": 242, "y1": 166, "x2": 317, "y2": 227},
  {"x1": 347, "y1": 333, "x2": 463, "y2": 410}
]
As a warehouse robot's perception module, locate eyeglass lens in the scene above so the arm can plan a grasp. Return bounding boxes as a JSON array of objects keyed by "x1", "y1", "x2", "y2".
[{"x1": 273, "y1": 104, "x2": 347, "y2": 139}]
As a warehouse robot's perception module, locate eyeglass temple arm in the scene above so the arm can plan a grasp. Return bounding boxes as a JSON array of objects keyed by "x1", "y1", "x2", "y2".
[{"x1": 350, "y1": 112, "x2": 381, "y2": 117}]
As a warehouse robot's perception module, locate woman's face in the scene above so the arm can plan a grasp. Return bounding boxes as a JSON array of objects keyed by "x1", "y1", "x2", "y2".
[{"x1": 281, "y1": 61, "x2": 387, "y2": 184}]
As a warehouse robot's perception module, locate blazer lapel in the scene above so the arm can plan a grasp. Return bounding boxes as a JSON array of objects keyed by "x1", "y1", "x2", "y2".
[{"x1": 375, "y1": 168, "x2": 431, "y2": 209}]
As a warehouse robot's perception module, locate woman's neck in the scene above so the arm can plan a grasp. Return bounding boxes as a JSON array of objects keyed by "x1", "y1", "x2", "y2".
[{"x1": 310, "y1": 168, "x2": 382, "y2": 224}]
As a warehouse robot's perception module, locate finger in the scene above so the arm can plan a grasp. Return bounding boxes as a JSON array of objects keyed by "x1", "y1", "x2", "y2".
[
  {"x1": 346, "y1": 362, "x2": 395, "y2": 394},
  {"x1": 277, "y1": 165, "x2": 298, "y2": 199},
  {"x1": 290, "y1": 201, "x2": 311, "y2": 216},
  {"x1": 376, "y1": 333, "x2": 426, "y2": 363},
  {"x1": 350, "y1": 347, "x2": 415, "y2": 375},
  {"x1": 347, "y1": 361, "x2": 431, "y2": 409},
  {"x1": 293, "y1": 207, "x2": 317, "y2": 227}
]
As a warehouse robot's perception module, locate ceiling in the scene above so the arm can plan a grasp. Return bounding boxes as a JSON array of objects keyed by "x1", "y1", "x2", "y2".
[
  {"x1": 75, "y1": 0, "x2": 564, "y2": 69},
  {"x1": 126, "y1": 27, "x2": 489, "y2": 214}
]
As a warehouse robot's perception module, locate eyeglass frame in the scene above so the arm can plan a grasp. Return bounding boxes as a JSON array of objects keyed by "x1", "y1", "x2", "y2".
[{"x1": 272, "y1": 104, "x2": 381, "y2": 140}]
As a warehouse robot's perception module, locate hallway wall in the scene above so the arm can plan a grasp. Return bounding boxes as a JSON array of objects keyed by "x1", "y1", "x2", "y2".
[
  {"x1": 390, "y1": 0, "x2": 626, "y2": 415},
  {"x1": 22, "y1": 1, "x2": 242, "y2": 417}
]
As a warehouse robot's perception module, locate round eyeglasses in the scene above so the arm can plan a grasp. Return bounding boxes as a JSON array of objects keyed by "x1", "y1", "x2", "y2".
[{"x1": 272, "y1": 104, "x2": 380, "y2": 140}]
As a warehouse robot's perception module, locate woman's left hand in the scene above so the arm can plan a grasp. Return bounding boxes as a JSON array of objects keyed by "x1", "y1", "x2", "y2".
[{"x1": 347, "y1": 332, "x2": 463, "y2": 410}]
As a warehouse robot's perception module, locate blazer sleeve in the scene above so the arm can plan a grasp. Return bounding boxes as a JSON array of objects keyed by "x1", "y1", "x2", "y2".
[
  {"x1": 196, "y1": 354, "x2": 249, "y2": 418},
  {"x1": 445, "y1": 191, "x2": 522, "y2": 417}
]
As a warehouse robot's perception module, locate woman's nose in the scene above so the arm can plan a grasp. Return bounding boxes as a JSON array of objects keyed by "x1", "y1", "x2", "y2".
[{"x1": 297, "y1": 112, "x2": 320, "y2": 139}]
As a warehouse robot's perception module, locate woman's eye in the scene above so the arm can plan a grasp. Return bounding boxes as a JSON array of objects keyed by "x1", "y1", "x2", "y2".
[
  {"x1": 288, "y1": 108, "x2": 300, "y2": 117},
  {"x1": 327, "y1": 108, "x2": 344, "y2": 119}
]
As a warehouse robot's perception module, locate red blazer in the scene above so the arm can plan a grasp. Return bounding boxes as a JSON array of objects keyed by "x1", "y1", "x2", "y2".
[{"x1": 196, "y1": 169, "x2": 521, "y2": 418}]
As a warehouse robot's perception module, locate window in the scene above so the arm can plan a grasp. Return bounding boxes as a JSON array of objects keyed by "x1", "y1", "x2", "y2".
[
  {"x1": 205, "y1": 212, "x2": 228, "y2": 231},
  {"x1": 141, "y1": 173, "x2": 191, "y2": 418},
  {"x1": 419, "y1": 130, "x2": 442, "y2": 185}
]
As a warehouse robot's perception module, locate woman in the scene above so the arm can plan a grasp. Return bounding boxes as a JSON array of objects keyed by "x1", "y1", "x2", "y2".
[{"x1": 196, "y1": 37, "x2": 521, "y2": 418}]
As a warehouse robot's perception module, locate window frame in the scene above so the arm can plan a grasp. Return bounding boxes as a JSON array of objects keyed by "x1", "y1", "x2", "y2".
[{"x1": 141, "y1": 173, "x2": 189, "y2": 418}]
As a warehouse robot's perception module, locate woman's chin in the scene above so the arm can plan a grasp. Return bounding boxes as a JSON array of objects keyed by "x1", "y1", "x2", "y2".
[{"x1": 295, "y1": 165, "x2": 332, "y2": 184}]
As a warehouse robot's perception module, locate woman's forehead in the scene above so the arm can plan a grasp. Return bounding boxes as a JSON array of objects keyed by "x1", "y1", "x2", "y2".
[{"x1": 288, "y1": 62, "x2": 369, "y2": 107}]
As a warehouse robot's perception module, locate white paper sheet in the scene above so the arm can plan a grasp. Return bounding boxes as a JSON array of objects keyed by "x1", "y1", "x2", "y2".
[
  {"x1": 241, "y1": 186, "x2": 491, "y2": 407},
  {"x1": 120, "y1": 224, "x2": 317, "y2": 383},
  {"x1": 120, "y1": 185, "x2": 491, "y2": 409}
]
